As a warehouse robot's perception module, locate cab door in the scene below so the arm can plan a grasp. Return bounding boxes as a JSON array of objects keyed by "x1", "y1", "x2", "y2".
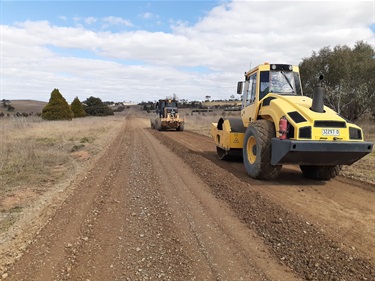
[{"x1": 241, "y1": 72, "x2": 258, "y2": 127}]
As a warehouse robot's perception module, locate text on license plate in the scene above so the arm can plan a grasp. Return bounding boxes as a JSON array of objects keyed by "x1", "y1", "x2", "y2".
[{"x1": 322, "y1": 129, "x2": 340, "y2": 136}]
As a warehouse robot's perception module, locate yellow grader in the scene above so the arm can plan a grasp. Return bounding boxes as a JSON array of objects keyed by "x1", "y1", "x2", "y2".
[
  {"x1": 211, "y1": 63, "x2": 373, "y2": 180},
  {"x1": 151, "y1": 99, "x2": 184, "y2": 131}
]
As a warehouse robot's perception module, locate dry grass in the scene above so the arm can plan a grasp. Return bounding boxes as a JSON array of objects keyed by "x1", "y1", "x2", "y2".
[
  {"x1": 341, "y1": 119, "x2": 375, "y2": 183},
  {"x1": 182, "y1": 109, "x2": 241, "y2": 136},
  {"x1": 0, "y1": 115, "x2": 124, "y2": 211},
  {"x1": 202, "y1": 100, "x2": 242, "y2": 107}
]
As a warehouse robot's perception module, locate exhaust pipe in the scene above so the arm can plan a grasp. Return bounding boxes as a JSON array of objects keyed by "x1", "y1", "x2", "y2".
[{"x1": 311, "y1": 75, "x2": 325, "y2": 113}]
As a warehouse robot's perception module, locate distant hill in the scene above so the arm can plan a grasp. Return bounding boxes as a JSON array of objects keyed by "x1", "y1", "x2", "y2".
[{"x1": 0, "y1": 100, "x2": 47, "y2": 114}]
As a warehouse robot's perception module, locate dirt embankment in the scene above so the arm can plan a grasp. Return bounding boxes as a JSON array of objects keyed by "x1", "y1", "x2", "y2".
[{"x1": 2, "y1": 114, "x2": 375, "y2": 281}]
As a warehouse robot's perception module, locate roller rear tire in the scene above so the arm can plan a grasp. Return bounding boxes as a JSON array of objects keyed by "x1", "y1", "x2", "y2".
[{"x1": 300, "y1": 165, "x2": 341, "y2": 180}]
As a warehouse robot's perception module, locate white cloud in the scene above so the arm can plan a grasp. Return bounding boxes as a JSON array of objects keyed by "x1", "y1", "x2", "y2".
[
  {"x1": 1, "y1": 1, "x2": 374, "y2": 103},
  {"x1": 102, "y1": 16, "x2": 133, "y2": 27},
  {"x1": 73, "y1": 16, "x2": 81, "y2": 23},
  {"x1": 84, "y1": 17, "x2": 97, "y2": 25},
  {"x1": 140, "y1": 12, "x2": 157, "y2": 20}
]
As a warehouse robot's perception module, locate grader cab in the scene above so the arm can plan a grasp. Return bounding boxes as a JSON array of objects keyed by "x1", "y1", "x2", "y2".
[{"x1": 211, "y1": 63, "x2": 373, "y2": 180}]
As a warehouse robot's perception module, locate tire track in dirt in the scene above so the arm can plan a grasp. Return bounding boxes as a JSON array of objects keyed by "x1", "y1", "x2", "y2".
[
  {"x1": 158, "y1": 127, "x2": 375, "y2": 263},
  {"x1": 66, "y1": 116, "x2": 195, "y2": 280},
  {"x1": 137, "y1": 118, "x2": 300, "y2": 281},
  {"x1": 151, "y1": 125, "x2": 375, "y2": 281}
]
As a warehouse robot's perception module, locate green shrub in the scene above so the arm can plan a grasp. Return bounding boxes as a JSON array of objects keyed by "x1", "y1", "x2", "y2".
[
  {"x1": 71, "y1": 97, "x2": 86, "y2": 118},
  {"x1": 84, "y1": 96, "x2": 114, "y2": 116},
  {"x1": 42, "y1": 89, "x2": 73, "y2": 120}
]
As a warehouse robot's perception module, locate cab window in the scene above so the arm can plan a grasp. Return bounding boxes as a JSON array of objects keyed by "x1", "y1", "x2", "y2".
[
  {"x1": 270, "y1": 71, "x2": 296, "y2": 94},
  {"x1": 260, "y1": 71, "x2": 270, "y2": 100},
  {"x1": 245, "y1": 73, "x2": 257, "y2": 106}
]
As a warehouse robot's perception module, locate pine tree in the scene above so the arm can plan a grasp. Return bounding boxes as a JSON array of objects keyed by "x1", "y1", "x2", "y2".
[
  {"x1": 84, "y1": 96, "x2": 114, "y2": 116},
  {"x1": 42, "y1": 89, "x2": 74, "y2": 120},
  {"x1": 71, "y1": 97, "x2": 86, "y2": 118}
]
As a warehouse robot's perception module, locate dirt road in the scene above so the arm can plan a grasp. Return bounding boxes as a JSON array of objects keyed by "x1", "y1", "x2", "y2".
[{"x1": 3, "y1": 114, "x2": 375, "y2": 281}]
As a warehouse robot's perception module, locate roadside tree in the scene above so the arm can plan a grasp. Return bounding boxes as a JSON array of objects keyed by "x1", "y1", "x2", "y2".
[
  {"x1": 2, "y1": 99, "x2": 10, "y2": 108},
  {"x1": 42, "y1": 89, "x2": 73, "y2": 120},
  {"x1": 71, "y1": 97, "x2": 86, "y2": 118},
  {"x1": 83, "y1": 96, "x2": 114, "y2": 116},
  {"x1": 299, "y1": 41, "x2": 375, "y2": 121}
]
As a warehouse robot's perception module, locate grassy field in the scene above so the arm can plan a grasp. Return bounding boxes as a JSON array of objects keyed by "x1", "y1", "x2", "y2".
[
  {"x1": 202, "y1": 100, "x2": 242, "y2": 107},
  {"x1": 183, "y1": 109, "x2": 240, "y2": 135},
  {"x1": 0, "y1": 114, "x2": 125, "y2": 230},
  {"x1": 0, "y1": 115, "x2": 125, "y2": 191},
  {"x1": 339, "y1": 120, "x2": 375, "y2": 182}
]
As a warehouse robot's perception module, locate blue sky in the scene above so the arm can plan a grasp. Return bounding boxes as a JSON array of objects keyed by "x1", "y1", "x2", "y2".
[
  {"x1": 2, "y1": 1, "x2": 220, "y2": 32},
  {"x1": 1, "y1": 1, "x2": 374, "y2": 103}
]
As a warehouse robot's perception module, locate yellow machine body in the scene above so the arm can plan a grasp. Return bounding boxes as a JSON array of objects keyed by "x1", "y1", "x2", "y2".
[
  {"x1": 211, "y1": 63, "x2": 373, "y2": 170},
  {"x1": 151, "y1": 99, "x2": 185, "y2": 131},
  {"x1": 211, "y1": 118, "x2": 244, "y2": 150}
]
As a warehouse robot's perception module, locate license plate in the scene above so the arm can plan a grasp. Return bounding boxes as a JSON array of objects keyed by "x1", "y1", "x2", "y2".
[{"x1": 322, "y1": 129, "x2": 340, "y2": 136}]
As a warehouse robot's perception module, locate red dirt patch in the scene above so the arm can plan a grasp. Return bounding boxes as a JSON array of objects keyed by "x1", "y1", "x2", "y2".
[
  {"x1": 0, "y1": 189, "x2": 38, "y2": 211},
  {"x1": 70, "y1": 150, "x2": 91, "y2": 161}
]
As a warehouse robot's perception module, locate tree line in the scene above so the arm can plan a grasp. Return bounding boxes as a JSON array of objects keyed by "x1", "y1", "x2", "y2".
[
  {"x1": 41, "y1": 89, "x2": 114, "y2": 120},
  {"x1": 1, "y1": 99, "x2": 15, "y2": 112},
  {"x1": 299, "y1": 41, "x2": 375, "y2": 121}
]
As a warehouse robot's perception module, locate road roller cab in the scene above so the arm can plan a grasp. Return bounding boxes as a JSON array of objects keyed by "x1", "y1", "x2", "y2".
[{"x1": 211, "y1": 63, "x2": 373, "y2": 180}]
